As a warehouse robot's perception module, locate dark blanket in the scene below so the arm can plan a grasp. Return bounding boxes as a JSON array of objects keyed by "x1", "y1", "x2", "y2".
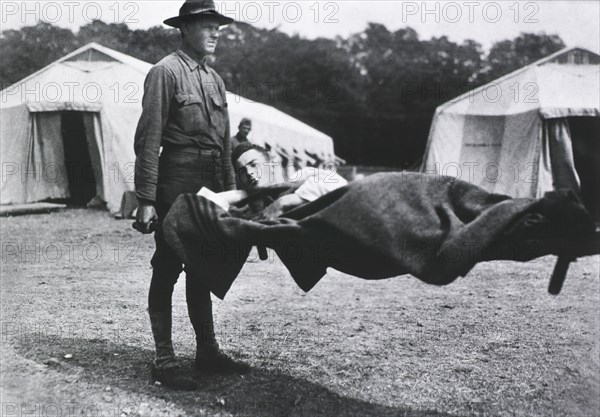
[{"x1": 163, "y1": 172, "x2": 597, "y2": 299}]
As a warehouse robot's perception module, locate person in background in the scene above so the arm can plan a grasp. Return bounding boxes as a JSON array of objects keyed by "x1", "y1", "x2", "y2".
[{"x1": 231, "y1": 118, "x2": 252, "y2": 150}]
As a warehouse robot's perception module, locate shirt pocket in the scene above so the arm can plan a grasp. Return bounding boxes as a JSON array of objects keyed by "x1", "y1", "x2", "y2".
[
  {"x1": 173, "y1": 93, "x2": 207, "y2": 134},
  {"x1": 209, "y1": 93, "x2": 228, "y2": 139}
]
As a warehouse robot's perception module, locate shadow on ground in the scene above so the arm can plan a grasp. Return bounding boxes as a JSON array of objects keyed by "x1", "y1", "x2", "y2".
[{"x1": 14, "y1": 335, "x2": 458, "y2": 417}]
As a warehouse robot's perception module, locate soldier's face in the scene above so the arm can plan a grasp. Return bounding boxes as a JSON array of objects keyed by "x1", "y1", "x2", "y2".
[
  {"x1": 239, "y1": 124, "x2": 251, "y2": 138},
  {"x1": 181, "y1": 18, "x2": 220, "y2": 56},
  {"x1": 235, "y1": 150, "x2": 270, "y2": 192}
]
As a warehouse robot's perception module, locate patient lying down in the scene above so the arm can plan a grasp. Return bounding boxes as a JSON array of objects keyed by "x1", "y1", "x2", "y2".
[{"x1": 198, "y1": 142, "x2": 347, "y2": 221}]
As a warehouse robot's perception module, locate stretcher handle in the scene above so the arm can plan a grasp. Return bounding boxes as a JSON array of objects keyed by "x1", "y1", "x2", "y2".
[
  {"x1": 257, "y1": 246, "x2": 268, "y2": 260},
  {"x1": 548, "y1": 256, "x2": 575, "y2": 295}
]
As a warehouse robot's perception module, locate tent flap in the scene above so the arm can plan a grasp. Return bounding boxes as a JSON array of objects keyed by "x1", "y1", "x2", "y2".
[{"x1": 544, "y1": 118, "x2": 581, "y2": 193}]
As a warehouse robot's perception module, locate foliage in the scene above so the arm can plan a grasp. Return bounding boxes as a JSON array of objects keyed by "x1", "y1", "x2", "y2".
[
  {"x1": 478, "y1": 32, "x2": 565, "y2": 83},
  {"x1": 0, "y1": 22, "x2": 78, "y2": 87},
  {"x1": 0, "y1": 22, "x2": 565, "y2": 167}
]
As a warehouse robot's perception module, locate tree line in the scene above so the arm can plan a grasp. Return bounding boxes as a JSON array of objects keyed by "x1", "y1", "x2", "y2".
[{"x1": 0, "y1": 21, "x2": 565, "y2": 167}]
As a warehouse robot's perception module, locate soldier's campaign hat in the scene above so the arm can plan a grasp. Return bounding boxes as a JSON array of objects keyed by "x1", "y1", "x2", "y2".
[{"x1": 164, "y1": 0, "x2": 234, "y2": 28}]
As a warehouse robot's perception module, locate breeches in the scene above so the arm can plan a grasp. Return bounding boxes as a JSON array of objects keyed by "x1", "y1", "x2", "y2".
[{"x1": 148, "y1": 149, "x2": 224, "y2": 313}]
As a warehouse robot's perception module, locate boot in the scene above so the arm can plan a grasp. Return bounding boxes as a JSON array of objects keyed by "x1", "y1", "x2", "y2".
[
  {"x1": 193, "y1": 322, "x2": 251, "y2": 375},
  {"x1": 150, "y1": 363, "x2": 198, "y2": 391},
  {"x1": 148, "y1": 310, "x2": 198, "y2": 390},
  {"x1": 186, "y1": 281, "x2": 250, "y2": 375}
]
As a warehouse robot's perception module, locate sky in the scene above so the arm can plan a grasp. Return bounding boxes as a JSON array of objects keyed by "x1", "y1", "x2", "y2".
[{"x1": 1, "y1": 1, "x2": 599, "y2": 52}]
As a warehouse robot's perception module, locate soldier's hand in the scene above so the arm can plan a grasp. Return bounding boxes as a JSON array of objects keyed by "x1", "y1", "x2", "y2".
[{"x1": 135, "y1": 204, "x2": 158, "y2": 234}]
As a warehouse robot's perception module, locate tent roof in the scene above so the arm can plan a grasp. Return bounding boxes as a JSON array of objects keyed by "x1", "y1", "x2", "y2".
[
  {"x1": 73, "y1": 42, "x2": 154, "y2": 74},
  {"x1": 0, "y1": 43, "x2": 335, "y2": 157},
  {"x1": 225, "y1": 92, "x2": 331, "y2": 144},
  {"x1": 0, "y1": 42, "x2": 151, "y2": 109},
  {"x1": 1, "y1": 42, "x2": 151, "y2": 98},
  {"x1": 436, "y1": 47, "x2": 600, "y2": 118}
]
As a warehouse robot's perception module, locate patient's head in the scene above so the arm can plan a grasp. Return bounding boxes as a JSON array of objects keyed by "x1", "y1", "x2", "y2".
[{"x1": 232, "y1": 142, "x2": 271, "y2": 192}]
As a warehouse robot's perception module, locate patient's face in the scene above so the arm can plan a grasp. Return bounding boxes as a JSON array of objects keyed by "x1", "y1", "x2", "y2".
[{"x1": 235, "y1": 149, "x2": 270, "y2": 191}]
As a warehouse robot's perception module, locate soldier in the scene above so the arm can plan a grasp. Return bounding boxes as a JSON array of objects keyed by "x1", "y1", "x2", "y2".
[
  {"x1": 133, "y1": 0, "x2": 248, "y2": 391},
  {"x1": 231, "y1": 118, "x2": 253, "y2": 150}
]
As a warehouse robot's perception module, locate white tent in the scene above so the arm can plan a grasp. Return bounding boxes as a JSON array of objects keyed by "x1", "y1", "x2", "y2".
[
  {"x1": 422, "y1": 47, "x2": 599, "y2": 217},
  {"x1": 0, "y1": 42, "x2": 336, "y2": 214}
]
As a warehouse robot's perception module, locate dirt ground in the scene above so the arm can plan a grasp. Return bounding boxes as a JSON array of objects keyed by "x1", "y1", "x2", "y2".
[{"x1": 1, "y1": 209, "x2": 599, "y2": 417}]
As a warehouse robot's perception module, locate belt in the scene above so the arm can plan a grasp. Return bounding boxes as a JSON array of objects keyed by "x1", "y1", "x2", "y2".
[{"x1": 163, "y1": 145, "x2": 221, "y2": 158}]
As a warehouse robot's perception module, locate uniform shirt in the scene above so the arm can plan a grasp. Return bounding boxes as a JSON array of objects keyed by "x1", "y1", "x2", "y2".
[
  {"x1": 230, "y1": 133, "x2": 249, "y2": 151},
  {"x1": 134, "y1": 49, "x2": 235, "y2": 203},
  {"x1": 290, "y1": 167, "x2": 348, "y2": 202}
]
